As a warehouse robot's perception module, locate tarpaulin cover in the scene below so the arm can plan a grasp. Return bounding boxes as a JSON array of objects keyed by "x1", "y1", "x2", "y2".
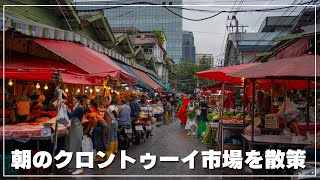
[
  {"x1": 228, "y1": 55, "x2": 319, "y2": 78},
  {"x1": 196, "y1": 63, "x2": 260, "y2": 83},
  {"x1": 34, "y1": 39, "x2": 137, "y2": 83},
  {"x1": 148, "y1": 74, "x2": 170, "y2": 90},
  {"x1": 129, "y1": 67, "x2": 164, "y2": 92},
  {"x1": 60, "y1": 72, "x2": 96, "y2": 85}
]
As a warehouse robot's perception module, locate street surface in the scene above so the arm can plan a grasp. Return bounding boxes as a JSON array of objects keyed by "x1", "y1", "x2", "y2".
[{"x1": 86, "y1": 119, "x2": 223, "y2": 178}]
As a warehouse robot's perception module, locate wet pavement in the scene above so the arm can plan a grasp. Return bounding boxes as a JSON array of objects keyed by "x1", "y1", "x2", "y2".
[{"x1": 85, "y1": 119, "x2": 224, "y2": 178}]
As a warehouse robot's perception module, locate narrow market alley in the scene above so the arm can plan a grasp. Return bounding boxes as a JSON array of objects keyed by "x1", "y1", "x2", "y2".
[{"x1": 85, "y1": 119, "x2": 222, "y2": 177}]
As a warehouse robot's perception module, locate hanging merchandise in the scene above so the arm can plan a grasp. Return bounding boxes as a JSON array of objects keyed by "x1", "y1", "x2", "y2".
[{"x1": 56, "y1": 103, "x2": 69, "y2": 127}]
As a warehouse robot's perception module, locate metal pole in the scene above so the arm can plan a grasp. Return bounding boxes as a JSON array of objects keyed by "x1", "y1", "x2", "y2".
[
  {"x1": 271, "y1": 80, "x2": 274, "y2": 114},
  {"x1": 306, "y1": 79, "x2": 310, "y2": 136},
  {"x1": 251, "y1": 79, "x2": 255, "y2": 147},
  {"x1": 243, "y1": 79, "x2": 246, "y2": 130}
]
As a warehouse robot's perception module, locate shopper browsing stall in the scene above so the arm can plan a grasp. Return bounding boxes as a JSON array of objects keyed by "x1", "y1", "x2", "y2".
[
  {"x1": 118, "y1": 99, "x2": 131, "y2": 127},
  {"x1": 106, "y1": 99, "x2": 119, "y2": 154}
]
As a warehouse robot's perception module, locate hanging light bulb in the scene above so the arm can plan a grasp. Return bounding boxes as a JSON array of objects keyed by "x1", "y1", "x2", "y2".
[
  {"x1": 96, "y1": 88, "x2": 100, "y2": 93},
  {"x1": 85, "y1": 90, "x2": 88, "y2": 93},
  {"x1": 77, "y1": 88, "x2": 80, "y2": 93},
  {"x1": 90, "y1": 89, "x2": 93, "y2": 93},
  {"x1": 65, "y1": 88, "x2": 69, "y2": 93},
  {"x1": 116, "y1": 91, "x2": 120, "y2": 95},
  {"x1": 86, "y1": 86, "x2": 89, "y2": 89},
  {"x1": 44, "y1": 84, "x2": 48, "y2": 90},
  {"x1": 8, "y1": 79, "x2": 13, "y2": 86},
  {"x1": 36, "y1": 83, "x2": 40, "y2": 89},
  {"x1": 108, "y1": 87, "x2": 111, "y2": 90},
  {"x1": 104, "y1": 85, "x2": 107, "y2": 89}
]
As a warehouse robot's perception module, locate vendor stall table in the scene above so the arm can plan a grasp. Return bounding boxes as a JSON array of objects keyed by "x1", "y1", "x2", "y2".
[
  {"x1": 242, "y1": 134, "x2": 312, "y2": 146},
  {"x1": 220, "y1": 125, "x2": 283, "y2": 151}
]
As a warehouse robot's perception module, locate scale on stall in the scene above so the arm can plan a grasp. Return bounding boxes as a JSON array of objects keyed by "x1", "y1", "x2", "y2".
[{"x1": 41, "y1": 123, "x2": 54, "y2": 137}]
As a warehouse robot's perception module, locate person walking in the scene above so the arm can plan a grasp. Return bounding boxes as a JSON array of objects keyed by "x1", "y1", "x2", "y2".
[
  {"x1": 185, "y1": 97, "x2": 197, "y2": 136},
  {"x1": 66, "y1": 95, "x2": 84, "y2": 175}
]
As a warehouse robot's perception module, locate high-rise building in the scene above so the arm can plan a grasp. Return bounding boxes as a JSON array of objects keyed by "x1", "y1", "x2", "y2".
[
  {"x1": 75, "y1": 0, "x2": 183, "y2": 63},
  {"x1": 196, "y1": 53, "x2": 215, "y2": 68},
  {"x1": 182, "y1": 31, "x2": 196, "y2": 63}
]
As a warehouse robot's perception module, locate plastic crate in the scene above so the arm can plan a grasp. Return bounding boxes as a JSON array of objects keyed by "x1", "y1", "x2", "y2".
[
  {"x1": 0, "y1": 155, "x2": 20, "y2": 175},
  {"x1": 298, "y1": 122, "x2": 320, "y2": 136}
]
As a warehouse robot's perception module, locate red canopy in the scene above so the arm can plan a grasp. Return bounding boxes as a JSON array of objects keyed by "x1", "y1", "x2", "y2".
[
  {"x1": 34, "y1": 39, "x2": 137, "y2": 83},
  {"x1": 196, "y1": 63, "x2": 259, "y2": 83},
  {"x1": 2, "y1": 56, "x2": 98, "y2": 85},
  {"x1": 2, "y1": 71, "x2": 53, "y2": 81},
  {"x1": 129, "y1": 67, "x2": 164, "y2": 92},
  {"x1": 228, "y1": 55, "x2": 319, "y2": 78}
]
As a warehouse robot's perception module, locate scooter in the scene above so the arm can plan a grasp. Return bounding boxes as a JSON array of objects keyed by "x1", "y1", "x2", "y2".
[
  {"x1": 117, "y1": 122, "x2": 132, "y2": 150},
  {"x1": 132, "y1": 119, "x2": 146, "y2": 145},
  {"x1": 291, "y1": 161, "x2": 320, "y2": 180},
  {"x1": 142, "y1": 117, "x2": 153, "y2": 138}
]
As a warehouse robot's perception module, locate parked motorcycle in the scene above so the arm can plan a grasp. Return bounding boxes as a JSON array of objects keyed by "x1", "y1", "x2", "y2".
[
  {"x1": 117, "y1": 123, "x2": 132, "y2": 150},
  {"x1": 132, "y1": 119, "x2": 146, "y2": 145}
]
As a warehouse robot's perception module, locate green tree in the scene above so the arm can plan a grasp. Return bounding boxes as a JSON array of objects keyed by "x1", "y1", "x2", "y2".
[{"x1": 175, "y1": 56, "x2": 214, "y2": 94}]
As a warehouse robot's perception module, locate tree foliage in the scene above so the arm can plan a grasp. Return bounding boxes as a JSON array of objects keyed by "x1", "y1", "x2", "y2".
[{"x1": 174, "y1": 56, "x2": 214, "y2": 94}]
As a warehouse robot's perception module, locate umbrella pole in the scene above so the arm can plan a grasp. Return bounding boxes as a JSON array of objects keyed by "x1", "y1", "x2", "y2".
[
  {"x1": 219, "y1": 82, "x2": 226, "y2": 151},
  {"x1": 306, "y1": 78, "x2": 310, "y2": 137},
  {"x1": 251, "y1": 79, "x2": 255, "y2": 147},
  {"x1": 51, "y1": 87, "x2": 60, "y2": 174}
]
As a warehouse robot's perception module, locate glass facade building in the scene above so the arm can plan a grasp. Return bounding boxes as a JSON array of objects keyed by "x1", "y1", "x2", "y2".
[
  {"x1": 182, "y1": 31, "x2": 196, "y2": 63},
  {"x1": 75, "y1": 0, "x2": 183, "y2": 63}
]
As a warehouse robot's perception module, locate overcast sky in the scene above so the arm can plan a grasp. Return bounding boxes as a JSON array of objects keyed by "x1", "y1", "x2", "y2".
[
  {"x1": 76, "y1": 0, "x2": 312, "y2": 59},
  {"x1": 182, "y1": 0, "x2": 309, "y2": 59}
]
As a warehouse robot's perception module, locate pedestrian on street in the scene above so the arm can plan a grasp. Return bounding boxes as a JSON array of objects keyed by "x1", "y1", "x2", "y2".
[
  {"x1": 199, "y1": 96, "x2": 208, "y2": 122},
  {"x1": 106, "y1": 99, "x2": 119, "y2": 155},
  {"x1": 66, "y1": 95, "x2": 84, "y2": 175},
  {"x1": 185, "y1": 97, "x2": 197, "y2": 136}
]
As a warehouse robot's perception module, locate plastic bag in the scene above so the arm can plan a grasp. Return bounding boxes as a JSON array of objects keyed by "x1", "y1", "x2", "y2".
[
  {"x1": 196, "y1": 109, "x2": 201, "y2": 117},
  {"x1": 82, "y1": 135, "x2": 93, "y2": 162},
  {"x1": 56, "y1": 104, "x2": 69, "y2": 127}
]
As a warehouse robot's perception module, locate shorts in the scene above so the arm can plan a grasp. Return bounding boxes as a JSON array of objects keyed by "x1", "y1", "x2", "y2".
[{"x1": 109, "y1": 122, "x2": 117, "y2": 142}]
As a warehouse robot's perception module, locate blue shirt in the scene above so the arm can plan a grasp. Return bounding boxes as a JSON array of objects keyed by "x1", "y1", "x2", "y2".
[{"x1": 67, "y1": 106, "x2": 84, "y2": 120}]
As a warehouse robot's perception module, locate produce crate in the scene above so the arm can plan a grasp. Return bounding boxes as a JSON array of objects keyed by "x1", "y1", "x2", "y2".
[
  {"x1": 265, "y1": 114, "x2": 279, "y2": 128},
  {"x1": 0, "y1": 155, "x2": 20, "y2": 175},
  {"x1": 298, "y1": 122, "x2": 320, "y2": 136}
]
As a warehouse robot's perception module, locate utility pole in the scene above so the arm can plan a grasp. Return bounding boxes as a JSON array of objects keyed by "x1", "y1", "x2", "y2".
[{"x1": 226, "y1": 14, "x2": 248, "y2": 65}]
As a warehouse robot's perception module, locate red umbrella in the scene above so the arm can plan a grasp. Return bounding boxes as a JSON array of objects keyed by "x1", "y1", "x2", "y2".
[
  {"x1": 228, "y1": 54, "x2": 319, "y2": 78},
  {"x1": 196, "y1": 63, "x2": 260, "y2": 83}
]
